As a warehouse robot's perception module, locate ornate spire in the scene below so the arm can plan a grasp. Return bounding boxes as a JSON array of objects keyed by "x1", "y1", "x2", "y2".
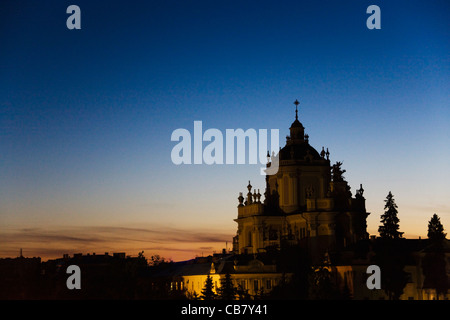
[
  {"x1": 289, "y1": 99, "x2": 305, "y2": 142},
  {"x1": 294, "y1": 99, "x2": 299, "y2": 120}
]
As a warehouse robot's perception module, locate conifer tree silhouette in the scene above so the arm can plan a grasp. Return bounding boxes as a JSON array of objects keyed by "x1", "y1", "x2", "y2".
[
  {"x1": 427, "y1": 213, "x2": 446, "y2": 244},
  {"x1": 378, "y1": 191, "x2": 403, "y2": 239},
  {"x1": 200, "y1": 275, "x2": 216, "y2": 300},
  {"x1": 217, "y1": 273, "x2": 236, "y2": 300},
  {"x1": 422, "y1": 214, "x2": 448, "y2": 299},
  {"x1": 376, "y1": 192, "x2": 407, "y2": 299}
]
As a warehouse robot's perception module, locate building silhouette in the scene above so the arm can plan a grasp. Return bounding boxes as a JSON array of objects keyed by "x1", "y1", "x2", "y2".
[
  {"x1": 233, "y1": 100, "x2": 369, "y2": 263},
  {"x1": 157, "y1": 100, "x2": 449, "y2": 300}
]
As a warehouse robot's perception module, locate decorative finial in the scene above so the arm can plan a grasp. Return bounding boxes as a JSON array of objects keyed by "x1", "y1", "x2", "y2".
[
  {"x1": 356, "y1": 184, "x2": 365, "y2": 199},
  {"x1": 294, "y1": 99, "x2": 299, "y2": 120},
  {"x1": 247, "y1": 181, "x2": 253, "y2": 204},
  {"x1": 238, "y1": 192, "x2": 244, "y2": 206}
]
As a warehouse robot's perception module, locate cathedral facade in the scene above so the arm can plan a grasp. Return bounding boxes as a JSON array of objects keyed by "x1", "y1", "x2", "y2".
[{"x1": 233, "y1": 101, "x2": 370, "y2": 262}]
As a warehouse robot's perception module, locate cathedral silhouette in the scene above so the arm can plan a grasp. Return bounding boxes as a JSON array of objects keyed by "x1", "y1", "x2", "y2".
[
  {"x1": 233, "y1": 100, "x2": 369, "y2": 263},
  {"x1": 154, "y1": 100, "x2": 448, "y2": 300},
  {"x1": 147, "y1": 100, "x2": 378, "y2": 299}
]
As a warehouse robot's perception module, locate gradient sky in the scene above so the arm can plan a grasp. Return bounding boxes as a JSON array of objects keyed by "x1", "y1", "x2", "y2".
[{"x1": 1, "y1": 0, "x2": 449, "y2": 261}]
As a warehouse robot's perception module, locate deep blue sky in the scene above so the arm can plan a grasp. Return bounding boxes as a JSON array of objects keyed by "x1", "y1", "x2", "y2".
[{"x1": 1, "y1": 0, "x2": 449, "y2": 260}]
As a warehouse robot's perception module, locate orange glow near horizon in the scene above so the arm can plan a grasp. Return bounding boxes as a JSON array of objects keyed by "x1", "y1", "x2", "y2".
[{"x1": 1, "y1": 203, "x2": 444, "y2": 263}]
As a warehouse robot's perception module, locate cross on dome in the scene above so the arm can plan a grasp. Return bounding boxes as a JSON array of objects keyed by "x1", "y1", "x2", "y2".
[{"x1": 294, "y1": 99, "x2": 300, "y2": 120}]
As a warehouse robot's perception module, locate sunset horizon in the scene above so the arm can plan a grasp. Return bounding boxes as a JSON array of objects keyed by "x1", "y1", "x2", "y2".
[
  {"x1": 2, "y1": 106, "x2": 446, "y2": 262},
  {"x1": 1, "y1": 0, "x2": 449, "y2": 302},
  {"x1": 0, "y1": 223, "x2": 438, "y2": 263}
]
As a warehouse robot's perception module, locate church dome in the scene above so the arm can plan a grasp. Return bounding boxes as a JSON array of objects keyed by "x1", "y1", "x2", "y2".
[
  {"x1": 279, "y1": 142, "x2": 322, "y2": 161},
  {"x1": 278, "y1": 99, "x2": 322, "y2": 162},
  {"x1": 290, "y1": 118, "x2": 303, "y2": 129}
]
